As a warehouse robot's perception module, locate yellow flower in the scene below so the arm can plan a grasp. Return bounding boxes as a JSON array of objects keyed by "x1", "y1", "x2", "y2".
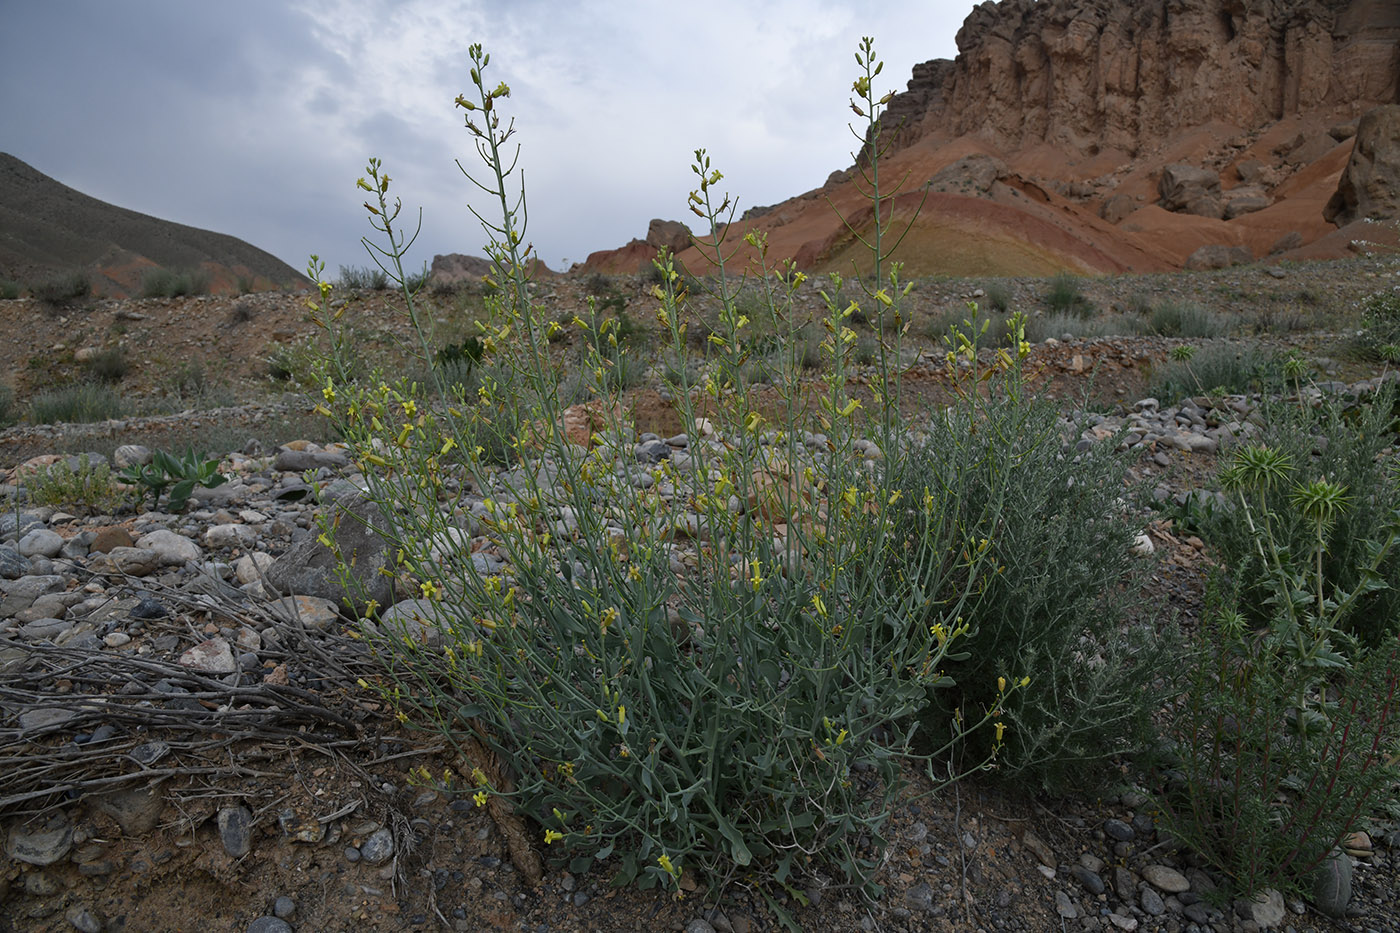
[
  {"x1": 543, "y1": 830, "x2": 563, "y2": 845},
  {"x1": 998, "y1": 676, "x2": 1006, "y2": 694},
  {"x1": 811, "y1": 594, "x2": 828, "y2": 618},
  {"x1": 473, "y1": 791, "x2": 488, "y2": 807},
  {"x1": 420, "y1": 580, "x2": 441, "y2": 601},
  {"x1": 657, "y1": 854, "x2": 680, "y2": 878},
  {"x1": 994, "y1": 721, "x2": 1006, "y2": 743}
]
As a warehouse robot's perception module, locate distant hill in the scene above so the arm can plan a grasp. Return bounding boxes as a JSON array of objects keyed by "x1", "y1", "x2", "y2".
[{"x1": 0, "y1": 152, "x2": 308, "y2": 297}]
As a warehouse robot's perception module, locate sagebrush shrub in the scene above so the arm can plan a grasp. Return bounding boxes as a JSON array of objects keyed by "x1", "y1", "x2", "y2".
[
  {"x1": 29, "y1": 383, "x2": 123, "y2": 424},
  {"x1": 894, "y1": 344, "x2": 1169, "y2": 792},
  {"x1": 140, "y1": 267, "x2": 209, "y2": 298},
  {"x1": 309, "y1": 39, "x2": 1031, "y2": 898}
]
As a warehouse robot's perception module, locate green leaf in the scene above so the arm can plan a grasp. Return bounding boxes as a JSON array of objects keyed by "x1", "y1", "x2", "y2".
[{"x1": 715, "y1": 814, "x2": 752, "y2": 866}]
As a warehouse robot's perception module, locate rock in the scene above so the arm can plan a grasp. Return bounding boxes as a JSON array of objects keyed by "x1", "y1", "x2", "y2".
[
  {"x1": 1330, "y1": 121, "x2": 1357, "y2": 142},
  {"x1": 234, "y1": 551, "x2": 275, "y2": 584},
  {"x1": 1224, "y1": 194, "x2": 1271, "y2": 220},
  {"x1": 430, "y1": 253, "x2": 493, "y2": 287},
  {"x1": 1249, "y1": 887, "x2": 1285, "y2": 928},
  {"x1": 266, "y1": 594, "x2": 341, "y2": 631},
  {"x1": 1100, "y1": 193, "x2": 1139, "y2": 224},
  {"x1": 1310, "y1": 847, "x2": 1352, "y2": 918},
  {"x1": 89, "y1": 526, "x2": 135, "y2": 553},
  {"x1": 1325, "y1": 105, "x2": 1400, "y2": 226},
  {"x1": 264, "y1": 494, "x2": 396, "y2": 615},
  {"x1": 0, "y1": 546, "x2": 30, "y2": 579},
  {"x1": 2, "y1": 574, "x2": 64, "y2": 601},
  {"x1": 377, "y1": 597, "x2": 457, "y2": 647},
  {"x1": 218, "y1": 805, "x2": 254, "y2": 858},
  {"x1": 360, "y1": 826, "x2": 395, "y2": 865},
  {"x1": 1184, "y1": 244, "x2": 1253, "y2": 271},
  {"x1": 95, "y1": 546, "x2": 162, "y2": 576},
  {"x1": 1141, "y1": 864, "x2": 1190, "y2": 893},
  {"x1": 1159, "y1": 164, "x2": 1222, "y2": 218},
  {"x1": 272, "y1": 896, "x2": 296, "y2": 919},
  {"x1": 136, "y1": 529, "x2": 202, "y2": 566},
  {"x1": 92, "y1": 786, "x2": 164, "y2": 834},
  {"x1": 179, "y1": 637, "x2": 236, "y2": 674},
  {"x1": 246, "y1": 919, "x2": 293, "y2": 933},
  {"x1": 19, "y1": 707, "x2": 77, "y2": 730},
  {"x1": 1054, "y1": 890, "x2": 1078, "y2": 918},
  {"x1": 1269, "y1": 231, "x2": 1304, "y2": 255},
  {"x1": 273, "y1": 446, "x2": 349, "y2": 472},
  {"x1": 64, "y1": 906, "x2": 102, "y2": 933},
  {"x1": 6, "y1": 812, "x2": 73, "y2": 865},
  {"x1": 1103, "y1": 818, "x2": 1135, "y2": 842},
  {"x1": 112, "y1": 444, "x2": 152, "y2": 469},
  {"x1": 905, "y1": 881, "x2": 936, "y2": 912},
  {"x1": 206, "y1": 523, "x2": 256, "y2": 549},
  {"x1": 928, "y1": 154, "x2": 1007, "y2": 195},
  {"x1": 1139, "y1": 885, "x2": 1165, "y2": 915},
  {"x1": 1021, "y1": 830, "x2": 1055, "y2": 867},
  {"x1": 646, "y1": 219, "x2": 693, "y2": 254},
  {"x1": 17, "y1": 528, "x2": 63, "y2": 558},
  {"x1": 1071, "y1": 864, "x2": 1105, "y2": 895}
]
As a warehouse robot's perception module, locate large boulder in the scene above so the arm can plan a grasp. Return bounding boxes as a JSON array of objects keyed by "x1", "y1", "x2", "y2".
[
  {"x1": 928, "y1": 154, "x2": 1008, "y2": 195},
  {"x1": 645, "y1": 219, "x2": 693, "y2": 254},
  {"x1": 1159, "y1": 164, "x2": 1223, "y2": 219},
  {"x1": 1325, "y1": 105, "x2": 1400, "y2": 227},
  {"x1": 264, "y1": 493, "x2": 398, "y2": 616},
  {"x1": 430, "y1": 253, "x2": 493, "y2": 285}
]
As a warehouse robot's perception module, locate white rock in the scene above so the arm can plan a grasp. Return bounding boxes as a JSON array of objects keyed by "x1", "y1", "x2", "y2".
[
  {"x1": 233, "y1": 552, "x2": 274, "y2": 584},
  {"x1": 1131, "y1": 533, "x2": 1155, "y2": 557},
  {"x1": 137, "y1": 529, "x2": 202, "y2": 566},
  {"x1": 179, "y1": 637, "x2": 236, "y2": 674},
  {"x1": 205, "y1": 523, "x2": 256, "y2": 549},
  {"x1": 113, "y1": 445, "x2": 152, "y2": 469},
  {"x1": 17, "y1": 529, "x2": 64, "y2": 559}
]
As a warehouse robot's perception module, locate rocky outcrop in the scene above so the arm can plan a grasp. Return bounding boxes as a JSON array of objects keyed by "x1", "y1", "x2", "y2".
[
  {"x1": 1159, "y1": 165, "x2": 1223, "y2": 218},
  {"x1": 1325, "y1": 104, "x2": 1400, "y2": 225},
  {"x1": 877, "y1": 0, "x2": 1400, "y2": 158},
  {"x1": 430, "y1": 253, "x2": 493, "y2": 285}
]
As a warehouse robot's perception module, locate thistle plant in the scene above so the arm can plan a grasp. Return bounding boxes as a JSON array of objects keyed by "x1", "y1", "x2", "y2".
[
  {"x1": 1155, "y1": 432, "x2": 1400, "y2": 897},
  {"x1": 309, "y1": 38, "x2": 1027, "y2": 902}
]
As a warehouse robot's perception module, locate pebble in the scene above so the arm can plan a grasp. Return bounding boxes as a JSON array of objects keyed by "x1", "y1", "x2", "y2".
[
  {"x1": 1142, "y1": 864, "x2": 1190, "y2": 893},
  {"x1": 360, "y1": 827, "x2": 395, "y2": 865},
  {"x1": 246, "y1": 919, "x2": 293, "y2": 933}
]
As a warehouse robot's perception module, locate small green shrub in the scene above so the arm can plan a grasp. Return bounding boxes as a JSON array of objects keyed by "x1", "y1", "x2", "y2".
[
  {"x1": 1150, "y1": 301, "x2": 1229, "y2": 338},
  {"x1": 403, "y1": 265, "x2": 432, "y2": 293},
  {"x1": 29, "y1": 383, "x2": 124, "y2": 424},
  {"x1": 983, "y1": 281, "x2": 1012, "y2": 313},
  {"x1": 119, "y1": 447, "x2": 227, "y2": 513},
  {"x1": 1155, "y1": 439, "x2": 1400, "y2": 899},
  {"x1": 0, "y1": 278, "x2": 19, "y2": 300},
  {"x1": 140, "y1": 267, "x2": 209, "y2": 298},
  {"x1": 266, "y1": 337, "x2": 322, "y2": 386},
  {"x1": 235, "y1": 275, "x2": 257, "y2": 295},
  {"x1": 227, "y1": 301, "x2": 255, "y2": 325},
  {"x1": 22, "y1": 454, "x2": 126, "y2": 514},
  {"x1": 31, "y1": 270, "x2": 90, "y2": 304},
  {"x1": 337, "y1": 264, "x2": 389, "y2": 290},
  {"x1": 1148, "y1": 342, "x2": 1280, "y2": 403},
  {"x1": 1024, "y1": 312, "x2": 1148, "y2": 342},
  {"x1": 83, "y1": 347, "x2": 130, "y2": 384},
  {"x1": 1044, "y1": 271, "x2": 1093, "y2": 318},
  {"x1": 1359, "y1": 289, "x2": 1400, "y2": 360},
  {"x1": 1194, "y1": 385, "x2": 1400, "y2": 649}
]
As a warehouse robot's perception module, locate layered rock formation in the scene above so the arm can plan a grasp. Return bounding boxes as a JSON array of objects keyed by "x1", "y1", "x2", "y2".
[
  {"x1": 880, "y1": 0, "x2": 1399, "y2": 158},
  {"x1": 581, "y1": 0, "x2": 1400, "y2": 277}
]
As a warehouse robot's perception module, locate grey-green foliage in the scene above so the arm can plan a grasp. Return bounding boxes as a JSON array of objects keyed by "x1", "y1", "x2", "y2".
[
  {"x1": 140, "y1": 267, "x2": 209, "y2": 298},
  {"x1": 1148, "y1": 342, "x2": 1280, "y2": 403},
  {"x1": 1359, "y1": 289, "x2": 1400, "y2": 360},
  {"x1": 337, "y1": 264, "x2": 389, "y2": 290},
  {"x1": 894, "y1": 386, "x2": 1171, "y2": 792},
  {"x1": 0, "y1": 384, "x2": 14, "y2": 428},
  {"x1": 29, "y1": 383, "x2": 124, "y2": 424},
  {"x1": 1044, "y1": 271, "x2": 1093, "y2": 318},
  {"x1": 31, "y1": 270, "x2": 90, "y2": 304},
  {"x1": 1150, "y1": 301, "x2": 1229, "y2": 338}
]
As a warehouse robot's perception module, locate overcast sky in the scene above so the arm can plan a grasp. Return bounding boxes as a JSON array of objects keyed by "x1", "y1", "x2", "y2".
[{"x1": 1, "y1": 1, "x2": 973, "y2": 278}]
